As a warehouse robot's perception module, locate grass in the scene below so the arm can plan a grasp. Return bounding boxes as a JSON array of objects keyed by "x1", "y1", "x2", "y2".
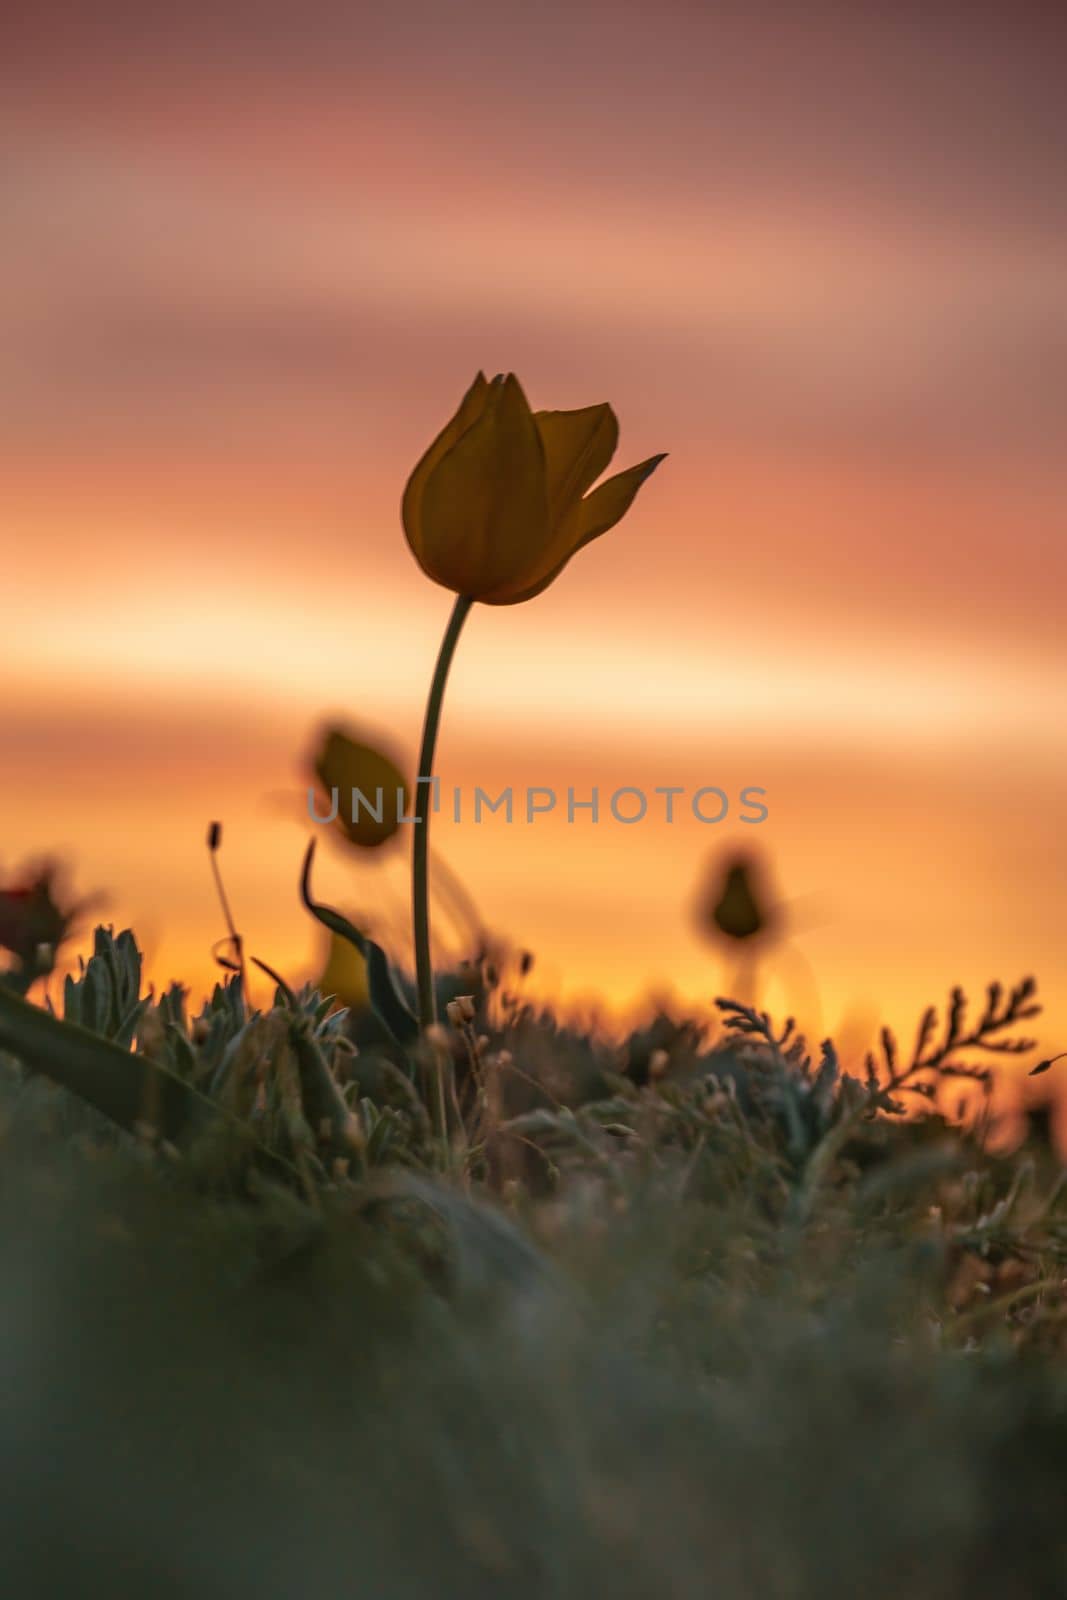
[{"x1": 1, "y1": 927, "x2": 1067, "y2": 1596}]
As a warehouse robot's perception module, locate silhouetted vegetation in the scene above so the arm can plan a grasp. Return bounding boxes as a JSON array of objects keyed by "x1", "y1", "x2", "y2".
[{"x1": 2, "y1": 915, "x2": 1066, "y2": 1595}]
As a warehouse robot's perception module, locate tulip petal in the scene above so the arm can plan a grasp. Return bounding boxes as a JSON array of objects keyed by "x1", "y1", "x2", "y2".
[
  {"x1": 534, "y1": 404, "x2": 618, "y2": 524},
  {"x1": 318, "y1": 930, "x2": 370, "y2": 1011},
  {"x1": 483, "y1": 452, "x2": 667, "y2": 605},
  {"x1": 414, "y1": 373, "x2": 550, "y2": 598},
  {"x1": 402, "y1": 372, "x2": 489, "y2": 557}
]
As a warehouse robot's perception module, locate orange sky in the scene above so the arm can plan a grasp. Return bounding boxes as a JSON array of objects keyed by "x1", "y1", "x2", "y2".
[{"x1": 3, "y1": 5, "x2": 1066, "y2": 1079}]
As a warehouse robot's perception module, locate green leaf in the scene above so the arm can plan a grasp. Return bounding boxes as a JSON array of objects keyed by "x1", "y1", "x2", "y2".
[
  {"x1": 289, "y1": 1027, "x2": 359, "y2": 1159},
  {"x1": 299, "y1": 842, "x2": 418, "y2": 1045},
  {"x1": 0, "y1": 984, "x2": 294, "y2": 1179},
  {"x1": 0, "y1": 983, "x2": 207, "y2": 1140}
]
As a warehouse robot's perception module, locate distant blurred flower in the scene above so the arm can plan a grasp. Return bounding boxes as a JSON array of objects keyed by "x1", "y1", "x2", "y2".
[
  {"x1": 702, "y1": 854, "x2": 776, "y2": 944},
  {"x1": 694, "y1": 850, "x2": 822, "y2": 1024},
  {"x1": 402, "y1": 371, "x2": 666, "y2": 605},
  {"x1": 311, "y1": 726, "x2": 409, "y2": 850},
  {"x1": 0, "y1": 863, "x2": 83, "y2": 993}
]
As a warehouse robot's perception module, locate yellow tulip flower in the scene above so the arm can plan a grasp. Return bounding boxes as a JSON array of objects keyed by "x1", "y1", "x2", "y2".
[
  {"x1": 402, "y1": 372, "x2": 667, "y2": 1032},
  {"x1": 402, "y1": 372, "x2": 666, "y2": 604}
]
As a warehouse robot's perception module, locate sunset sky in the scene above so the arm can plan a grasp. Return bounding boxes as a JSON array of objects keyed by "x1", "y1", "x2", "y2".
[{"x1": 3, "y1": 6, "x2": 1066, "y2": 1074}]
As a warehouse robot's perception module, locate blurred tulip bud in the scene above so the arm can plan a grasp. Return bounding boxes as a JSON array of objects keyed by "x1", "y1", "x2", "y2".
[
  {"x1": 311, "y1": 726, "x2": 409, "y2": 850},
  {"x1": 700, "y1": 853, "x2": 777, "y2": 944}
]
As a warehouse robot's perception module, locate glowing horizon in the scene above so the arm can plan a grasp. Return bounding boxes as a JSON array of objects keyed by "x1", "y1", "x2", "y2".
[{"x1": 4, "y1": 5, "x2": 1065, "y2": 1076}]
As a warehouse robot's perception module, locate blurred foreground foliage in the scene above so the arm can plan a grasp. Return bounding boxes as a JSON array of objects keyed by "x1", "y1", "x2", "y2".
[{"x1": 1, "y1": 926, "x2": 1066, "y2": 1595}]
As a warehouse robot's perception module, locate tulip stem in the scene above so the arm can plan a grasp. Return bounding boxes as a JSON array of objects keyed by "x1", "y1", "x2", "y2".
[{"x1": 413, "y1": 592, "x2": 474, "y2": 1031}]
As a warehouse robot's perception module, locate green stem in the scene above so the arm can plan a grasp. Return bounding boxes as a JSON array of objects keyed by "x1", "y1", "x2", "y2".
[{"x1": 413, "y1": 593, "x2": 474, "y2": 1030}]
